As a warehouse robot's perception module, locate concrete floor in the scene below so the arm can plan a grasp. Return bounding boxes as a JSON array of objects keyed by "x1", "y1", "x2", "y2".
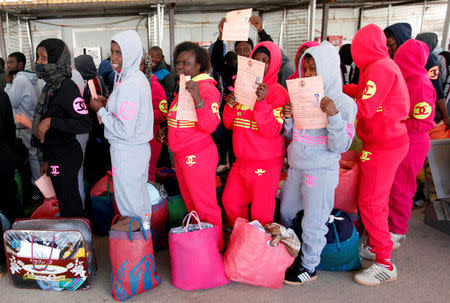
[{"x1": 1, "y1": 208, "x2": 449, "y2": 303}]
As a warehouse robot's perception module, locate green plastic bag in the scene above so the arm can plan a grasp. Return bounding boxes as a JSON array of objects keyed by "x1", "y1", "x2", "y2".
[{"x1": 167, "y1": 195, "x2": 188, "y2": 228}]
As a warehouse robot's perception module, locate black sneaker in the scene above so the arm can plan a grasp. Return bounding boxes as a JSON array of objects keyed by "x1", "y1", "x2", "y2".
[{"x1": 284, "y1": 266, "x2": 317, "y2": 285}]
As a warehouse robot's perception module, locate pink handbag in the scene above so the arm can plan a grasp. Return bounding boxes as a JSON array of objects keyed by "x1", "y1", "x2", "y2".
[
  {"x1": 168, "y1": 211, "x2": 229, "y2": 290},
  {"x1": 223, "y1": 218, "x2": 294, "y2": 289}
]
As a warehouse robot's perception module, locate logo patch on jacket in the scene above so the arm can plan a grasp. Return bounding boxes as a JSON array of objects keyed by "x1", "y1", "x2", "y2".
[
  {"x1": 413, "y1": 102, "x2": 432, "y2": 119},
  {"x1": 159, "y1": 100, "x2": 168, "y2": 113},
  {"x1": 211, "y1": 102, "x2": 220, "y2": 119},
  {"x1": 73, "y1": 97, "x2": 88, "y2": 115},
  {"x1": 361, "y1": 80, "x2": 377, "y2": 100},
  {"x1": 305, "y1": 175, "x2": 317, "y2": 187},
  {"x1": 273, "y1": 107, "x2": 284, "y2": 123},
  {"x1": 120, "y1": 101, "x2": 137, "y2": 121},
  {"x1": 427, "y1": 66, "x2": 439, "y2": 80},
  {"x1": 254, "y1": 169, "x2": 265, "y2": 176}
]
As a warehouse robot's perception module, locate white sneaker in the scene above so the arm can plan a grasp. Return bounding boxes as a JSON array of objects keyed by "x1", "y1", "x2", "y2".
[
  {"x1": 354, "y1": 263, "x2": 397, "y2": 286},
  {"x1": 360, "y1": 244, "x2": 376, "y2": 261},
  {"x1": 391, "y1": 232, "x2": 406, "y2": 249}
]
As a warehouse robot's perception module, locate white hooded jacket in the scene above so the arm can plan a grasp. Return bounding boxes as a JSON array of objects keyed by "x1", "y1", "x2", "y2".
[
  {"x1": 284, "y1": 42, "x2": 357, "y2": 170},
  {"x1": 98, "y1": 30, "x2": 153, "y2": 144}
]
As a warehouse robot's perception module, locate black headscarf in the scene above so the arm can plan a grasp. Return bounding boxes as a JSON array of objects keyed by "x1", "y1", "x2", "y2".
[
  {"x1": 252, "y1": 46, "x2": 270, "y2": 59},
  {"x1": 75, "y1": 54, "x2": 97, "y2": 80}
]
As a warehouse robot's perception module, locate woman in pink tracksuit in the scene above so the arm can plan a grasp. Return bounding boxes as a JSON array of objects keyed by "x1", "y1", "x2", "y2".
[{"x1": 389, "y1": 39, "x2": 436, "y2": 247}]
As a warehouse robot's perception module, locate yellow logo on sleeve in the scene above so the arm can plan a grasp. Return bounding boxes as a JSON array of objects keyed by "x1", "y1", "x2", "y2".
[
  {"x1": 211, "y1": 102, "x2": 221, "y2": 119},
  {"x1": 159, "y1": 100, "x2": 168, "y2": 113},
  {"x1": 413, "y1": 102, "x2": 432, "y2": 119},
  {"x1": 361, "y1": 80, "x2": 377, "y2": 100},
  {"x1": 360, "y1": 151, "x2": 372, "y2": 162},
  {"x1": 427, "y1": 66, "x2": 439, "y2": 80},
  {"x1": 186, "y1": 155, "x2": 196, "y2": 166},
  {"x1": 273, "y1": 107, "x2": 284, "y2": 123}
]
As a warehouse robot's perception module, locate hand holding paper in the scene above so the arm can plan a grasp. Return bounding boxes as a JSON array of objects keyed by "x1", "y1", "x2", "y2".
[
  {"x1": 286, "y1": 75, "x2": 328, "y2": 129},
  {"x1": 222, "y1": 8, "x2": 253, "y2": 41},
  {"x1": 35, "y1": 174, "x2": 56, "y2": 199},
  {"x1": 176, "y1": 75, "x2": 198, "y2": 122},
  {"x1": 234, "y1": 56, "x2": 266, "y2": 110}
]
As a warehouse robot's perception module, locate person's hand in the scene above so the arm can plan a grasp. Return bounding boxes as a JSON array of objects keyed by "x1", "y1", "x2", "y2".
[
  {"x1": 5, "y1": 72, "x2": 13, "y2": 84},
  {"x1": 157, "y1": 126, "x2": 168, "y2": 144},
  {"x1": 40, "y1": 161, "x2": 49, "y2": 176},
  {"x1": 320, "y1": 97, "x2": 338, "y2": 117},
  {"x1": 283, "y1": 103, "x2": 293, "y2": 119},
  {"x1": 443, "y1": 117, "x2": 450, "y2": 130},
  {"x1": 249, "y1": 16, "x2": 263, "y2": 32},
  {"x1": 37, "y1": 117, "x2": 51, "y2": 143},
  {"x1": 185, "y1": 80, "x2": 203, "y2": 105},
  {"x1": 225, "y1": 92, "x2": 236, "y2": 108},
  {"x1": 89, "y1": 96, "x2": 107, "y2": 112},
  {"x1": 218, "y1": 18, "x2": 226, "y2": 40},
  {"x1": 256, "y1": 83, "x2": 268, "y2": 102}
]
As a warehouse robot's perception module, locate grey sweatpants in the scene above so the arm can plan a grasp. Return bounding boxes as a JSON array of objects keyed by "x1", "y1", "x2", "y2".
[
  {"x1": 280, "y1": 167, "x2": 339, "y2": 271},
  {"x1": 76, "y1": 133, "x2": 89, "y2": 208},
  {"x1": 17, "y1": 128, "x2": 42, "y2": 194},
  {"x1": 110, "y1": 142, "x2": 151, "y2": 221}
]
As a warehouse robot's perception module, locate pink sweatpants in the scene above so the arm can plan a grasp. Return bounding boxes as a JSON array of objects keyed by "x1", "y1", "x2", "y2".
[
  {"x1": 174, "y1": 143, "x2": 223, "y2": 250},
  {"x1": 148, "y1": 138, "x2": 162, "y2": 182},
  {"x1": 389, "y1": 134, "x2": 430, "y2": 235},
  {"x1": 222, "y1": 158, "x2": 283, "y2": 227},
  {"x1": 358, "y1": 144, "x2": 408, "y2": 260}
]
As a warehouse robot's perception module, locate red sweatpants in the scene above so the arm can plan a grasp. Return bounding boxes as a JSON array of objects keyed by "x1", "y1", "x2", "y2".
[
  {"x1": 174, "y1": 143, "x2": 223, "y2": 249},
  {"x1": 222, "y1": 158, "x2": 283, "y2": 227},
  {"x1": 358, "y1": 144, "x2": 408, "y2": 260},
  {"x1": 148, "y1": 138, "x2": 162, "y2": 182},
  {"x1": 389, "y1": 134, "x2": 430, "y2": 235}
]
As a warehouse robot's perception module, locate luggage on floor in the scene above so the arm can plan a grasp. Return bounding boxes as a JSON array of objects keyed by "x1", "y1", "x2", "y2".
[
  {"x1": 167, "y1": 194, "x2": 188, "y2": 228},
  {"x1": 223, "y1": 218, "x2": 294, "y2": 289},
  {"x1": 334, "y1": 150, "x2": 360, "y2": 213},
  {"x1": 90, "y1": 172, "x2": 116, "y2": 235},
  {"x1": 3, "y1": 218, "x2": 97, "y2": 290},
  {"x1": 110, "y1": 216, "x2": 160, "y2": 301},
  {"x1": 147, "y1": 183, "x2": 169, "y2": 250},
  {"x1": 169, "y1": 211, "x2": 229, "y2": 290},
  {"x1": 30, "y1": 199, "x2": 59, "y2": 219},
  {"x1": 291, "y1": 209, "x2": 361, "y2": 271}
]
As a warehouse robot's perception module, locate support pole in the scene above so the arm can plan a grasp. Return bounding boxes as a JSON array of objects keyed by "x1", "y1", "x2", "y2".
[
  {"x1": 309, "y1": 0, "x2": 316, "y2": 41},
  {"x1": 321, "y1": 0, "x2": 329, "y2": 42},
  {"x1": 147, "y1": 13, "x2": 151, "y2": 51},
  {"x1": 0, "y1": 14, "x2": 7, "y2": 59},
  {"x1": 420, "y1": 0, "x2": 427, "y2": 33},
  {"x1": 387, "y1": 4, "x2": 392, "y2": 27},
  {"x1": 279, "y1": 8, "x2": 286, "y2": 50},
  {"x1": 26, "y1": 19, "x2": 34, "y2": 69},
  {"x1": 442, "y1": 0, "x2": 450, "y2": 50},
  {"x1": 169, "y1": 3, "x2": 175, "y2": 68},
  {"x1": 357, "y1": 7, "x2": 363, "y2": 31},
  {"x1": 6, "y1": 13, "x2": 10, "y2": 55},
  {"x1": 18, "y1": 18, "x2": 23, "y2": 53}
]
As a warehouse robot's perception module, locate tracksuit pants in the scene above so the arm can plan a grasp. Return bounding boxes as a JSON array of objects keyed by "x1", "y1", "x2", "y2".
[
  {"x1": 222, "y1": 158, "x2": 283, "y2": 227},
  {"x1": 148, "y1": 138, "x2": 162, "y2": 182},
  {"x1": 17, "y1": 128, "x2": 42, "y2": 195},
  {"x1": 110, "y1": 142, "x2": 151, "y2": 221},
  {"x1": 358, "y1": 144, "x2": 408, "y2": 260},
  {"x1": 389, "y1": 134, "x2": 430, "y2": 235},
  {"x1": 174, "y1": 143, "x2": 223, "y2": 249},
  {"x1": 46, "y1": 140, "x2": 84, "y2": 217},
  {"x1": 280, "y1": 167, "x2": 339, "y2": 271}
]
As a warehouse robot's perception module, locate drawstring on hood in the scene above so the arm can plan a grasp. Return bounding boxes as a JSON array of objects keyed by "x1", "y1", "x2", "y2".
[
  {"x1": 351, "y1": 24, "x2": 390, "y2": 70},
  {"x1": 394, "y1": 39, "x2": 429, "y2": 81},
  {"x1": 111, "y1": 30, "x2": 143, "y2": 86},
  {"x1": 250, "y1": 41, "x2": 282, "y2": 85}
]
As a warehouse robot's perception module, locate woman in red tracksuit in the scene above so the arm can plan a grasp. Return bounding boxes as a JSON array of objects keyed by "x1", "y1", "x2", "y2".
[
  {"x1": 222, "y1": 41, "x2": 290, "y2": 227},
  {"x1": 141, "y1": 53, "x2": 168, "y2": 182},
  {"x1": 157, "y1": 42, "x2": 223, "y2": 249},
  {"x1": 348, "y1": 24, "x2": 410, "y2": 286},
  {"x1": 389, "y1": 39, "x2": 435, "y2": 247}
]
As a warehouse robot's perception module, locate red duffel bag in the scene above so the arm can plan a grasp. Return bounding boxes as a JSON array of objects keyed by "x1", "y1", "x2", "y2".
[
  {"x1": 31, "y1": 198, "x2": 59, "y2": 218},
  {"x1": 334, "y1": 150, "x2": 360, "y2": 214},
  {"x1": 91, "y1": 170, "x2": 114, "y2": 197}
]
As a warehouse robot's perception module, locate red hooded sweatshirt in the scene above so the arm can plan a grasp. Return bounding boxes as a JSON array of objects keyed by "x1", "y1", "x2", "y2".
[
  {"x1": 223, "y1": 41, "x2": 290, "y2": 165},
  {"x1": 288, "y1": 41, "x2": 320, "y2": 80},
  {"x1": 167, "y1": 73, "x2": 221, "y2": 155},
  {"x1": 394, "y1": 39, "x2": 435, "y2": 138},
  {"x1": 350, "y1": 24, "x2": 409, "y2": 149},
  {"x1": 151, "y1": 74, "x2": 168, "y2": 137}
]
